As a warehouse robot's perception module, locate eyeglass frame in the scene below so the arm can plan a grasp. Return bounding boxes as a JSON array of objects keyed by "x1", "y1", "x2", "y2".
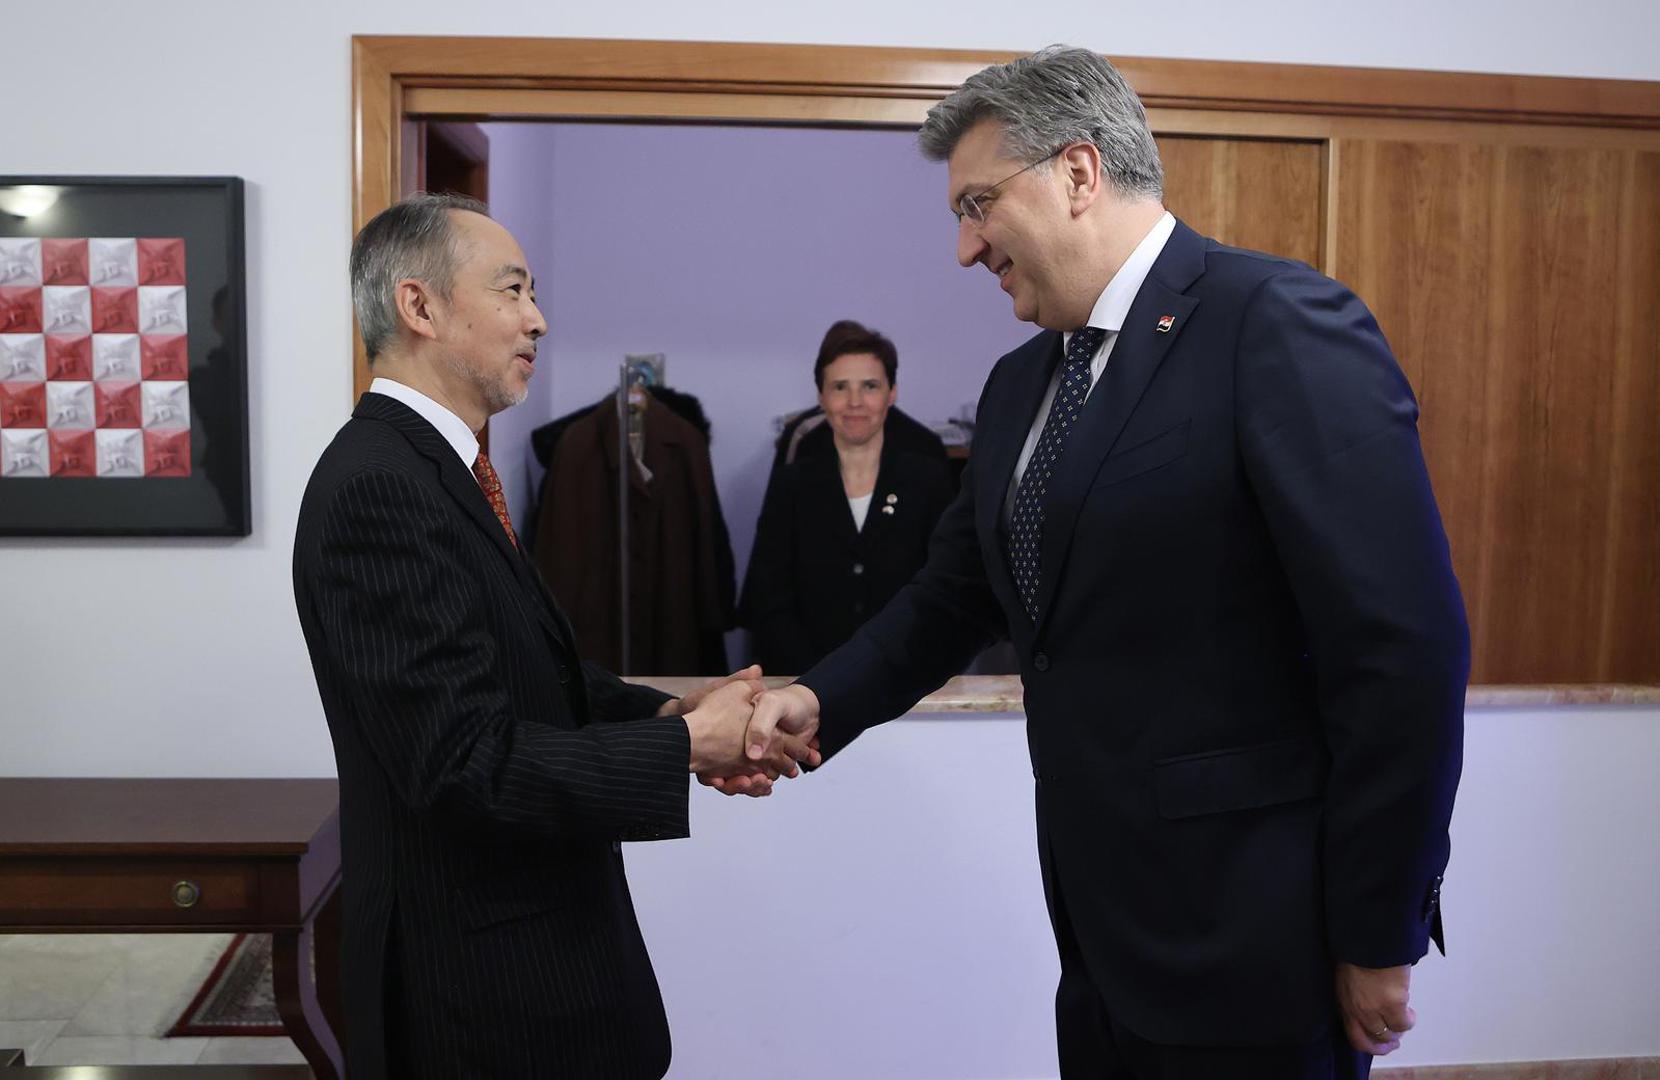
[{"x1": 953, "y1": 148, "x2": 1063, "y2": 225}]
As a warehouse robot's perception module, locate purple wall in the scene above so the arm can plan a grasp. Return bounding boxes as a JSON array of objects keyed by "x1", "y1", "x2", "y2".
[
  {"x1": 485, "y1": 121, "x2": 1037, "y2": 661},
  {"x1": 483, "y1": 125, "x2": 560, "y2": 524}
]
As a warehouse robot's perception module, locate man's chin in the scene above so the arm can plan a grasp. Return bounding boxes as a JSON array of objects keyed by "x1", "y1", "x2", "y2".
[{"x1": 486, "y1": 382, "x2": 532, "y2": 415}]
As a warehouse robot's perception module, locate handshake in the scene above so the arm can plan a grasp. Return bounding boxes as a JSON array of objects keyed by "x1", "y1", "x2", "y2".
[{"x1": 677, "y1": 666, "x2": 822, "y2": 797}]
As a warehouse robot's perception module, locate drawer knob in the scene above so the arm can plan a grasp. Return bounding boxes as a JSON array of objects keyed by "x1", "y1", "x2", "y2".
[{"x1": 171, "y1": 880, "x2": 201, "y2": 909}]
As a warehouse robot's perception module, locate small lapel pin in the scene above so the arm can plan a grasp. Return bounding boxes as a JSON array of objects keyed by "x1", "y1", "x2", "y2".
[
  {"x1": 885, "y1": 493, "x2": 898, "y2": 505},
  {"x1": 1155, "y1": 314, "x2": 1175, "y2": 333},
  {"x1": 881, "y1": 505, "x2": 895, "y2": 515}
]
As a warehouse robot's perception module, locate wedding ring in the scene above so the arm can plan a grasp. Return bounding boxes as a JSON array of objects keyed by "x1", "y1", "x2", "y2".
[{"x1": 1370, "y1": 1025, "x2": 1390, "y2": 1038}]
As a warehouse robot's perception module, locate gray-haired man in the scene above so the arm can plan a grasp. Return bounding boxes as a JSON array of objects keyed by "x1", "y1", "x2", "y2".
[
  {"x1": 741, "y1": 46, "x2": 1467, "y2": 1079},
  {"x1": 294, "y1": 194, "x2": 812, "y2": 1079}
]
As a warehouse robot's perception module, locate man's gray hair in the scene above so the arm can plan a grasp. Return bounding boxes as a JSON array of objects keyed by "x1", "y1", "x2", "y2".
[
  {"x1": 919, "y1": 45, "x2": 1163, "y2": 202},
  {"x1": 350, "y1": 193, "x2": 489, "y2": 361}
]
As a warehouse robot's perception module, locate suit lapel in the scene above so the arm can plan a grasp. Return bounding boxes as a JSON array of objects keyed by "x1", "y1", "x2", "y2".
[
  {"x1": 356, "y1": 393, "x2": 576, "y2": 654},
  {"x1": 1031, "y1": 221, "x2": 1207, "y2": 637},
  {"x1": 975, "y1": 331, "x2": 1064, "y2": 604}
]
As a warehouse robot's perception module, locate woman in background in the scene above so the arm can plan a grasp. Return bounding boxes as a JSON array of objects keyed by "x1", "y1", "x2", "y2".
[{"x1": 739, "y1": 320, "x2": 953, "y2": 675}]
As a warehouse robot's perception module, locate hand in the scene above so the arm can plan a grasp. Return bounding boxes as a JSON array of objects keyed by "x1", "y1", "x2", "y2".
[
  {"x1": 701, "y1": 684, "x2": 822, "y2": 797},
  {"x1": 683, "y1": 678, "x2": 814, "y2": 792},
  {"x1": 1335, "y1": 962, "x2": 1414, "y2": 1055},
  {"x1": 657, "y1": 665, "x2": 764, "y2": 717},
  {"x1": 746, "y1": 683, "x2": 821, "y2": 762},
  {"x1": 697, "y1": 736, "x2": 820, "y2": 798}
]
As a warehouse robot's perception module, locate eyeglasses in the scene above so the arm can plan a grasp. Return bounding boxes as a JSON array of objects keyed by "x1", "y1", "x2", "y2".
[{"x1": 954, "y1": 150, "x2": 1061, "y2": 225}]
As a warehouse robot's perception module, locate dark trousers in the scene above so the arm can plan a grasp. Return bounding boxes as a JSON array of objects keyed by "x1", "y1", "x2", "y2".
[
  {"x1": 1056, "y1": 962, "x2": 1371, "y2": 1079},
  {"x1": 1049, "y1": 873, "x2": 1371, "y2": 1079}
]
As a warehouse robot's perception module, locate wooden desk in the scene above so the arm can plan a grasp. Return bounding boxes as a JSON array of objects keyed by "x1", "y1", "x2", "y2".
[
  {"x1": 1, "y1": 1063, "x2": 310, "y2": 1078},
  {"x1": 0, "y1": 780, "x2": 342, "y2": 1080},
  {"x1": 1, "y1": 1064, "x2": 310, "y2": 1078}
]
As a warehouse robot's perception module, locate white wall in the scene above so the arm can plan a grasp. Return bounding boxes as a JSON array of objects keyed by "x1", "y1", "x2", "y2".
[
  {"x1": 627, "y1": 704, "x2": 1660, "y2": 1076},
  {"x1": 2, "y1": 1, "x2": 1657, "y2": 1073}
]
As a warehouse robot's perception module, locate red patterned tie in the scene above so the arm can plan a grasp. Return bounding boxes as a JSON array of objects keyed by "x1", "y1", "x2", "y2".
[{"x1": 471, "y1": 450, "x2": 519, "y2": 548}]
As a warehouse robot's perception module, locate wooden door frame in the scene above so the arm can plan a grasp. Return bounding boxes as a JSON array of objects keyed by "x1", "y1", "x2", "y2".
[{"x1": 349, "y1": 35, "x2": 1660, "y2": 399}]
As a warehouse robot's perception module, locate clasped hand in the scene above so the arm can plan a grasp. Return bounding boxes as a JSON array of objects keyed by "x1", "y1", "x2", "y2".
[{"x1": 681, "y1": 668, "x2": 820, "y2": 797}]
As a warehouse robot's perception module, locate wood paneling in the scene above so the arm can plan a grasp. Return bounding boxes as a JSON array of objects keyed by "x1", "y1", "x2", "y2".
[
  {"x1": 1337, "y1": 140, "x2": 1660, "y2": 682},
  {"x1": 1336, "y1": 140, "x2": 1498, "y2": 676},
  {"x1": 1601, "y1": 151, "x2": 1660, "y2": 679},
  {"x1": 1157, "y1": 136, "x2": 1324, "y2": 267}
]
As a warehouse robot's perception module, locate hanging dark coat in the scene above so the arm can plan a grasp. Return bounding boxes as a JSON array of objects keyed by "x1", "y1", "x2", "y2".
[{"x1": 534, "y1": 394, "x2": 734, "y2": 675}]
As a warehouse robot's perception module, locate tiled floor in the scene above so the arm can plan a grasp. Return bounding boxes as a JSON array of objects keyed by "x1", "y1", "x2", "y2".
[
  {"x1": 7, "y1": 933, "x2": 1657, "y2": 1077},
  {"x1": 0, "y1": 932, "x2": 306, "y2": 1067}
]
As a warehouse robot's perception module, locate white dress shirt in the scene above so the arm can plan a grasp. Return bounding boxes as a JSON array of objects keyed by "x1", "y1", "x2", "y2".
[
  {"x1": 369, "y1": 377, "x2": 480, "y2": 471},
  {"x1": 1004, "y1": 211, "x2": 1176, "y2": 523}
]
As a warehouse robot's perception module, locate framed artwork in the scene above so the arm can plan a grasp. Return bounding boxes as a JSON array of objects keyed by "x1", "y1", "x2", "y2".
[{"x1": 0, "y1": 176, "x2": 248, "y2": 535}]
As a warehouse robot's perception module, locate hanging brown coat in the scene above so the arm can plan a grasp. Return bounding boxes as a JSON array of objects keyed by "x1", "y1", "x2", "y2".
[{"x1": 533, "y1": 394, "x2": 733, "y2": 675}]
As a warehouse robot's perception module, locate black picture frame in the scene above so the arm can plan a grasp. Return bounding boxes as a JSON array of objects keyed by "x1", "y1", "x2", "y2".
[{"x1": 0, "y1": 176, "x2": 249, "y2": 536}]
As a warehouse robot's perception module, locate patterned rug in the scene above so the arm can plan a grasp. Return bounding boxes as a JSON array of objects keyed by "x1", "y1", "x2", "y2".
[{"x1": 166, "y1": 933, "x2": 285, "y2": 1037}]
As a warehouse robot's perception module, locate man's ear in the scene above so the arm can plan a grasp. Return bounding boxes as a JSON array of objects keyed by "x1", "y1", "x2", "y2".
[
  {"x1": 1059, "y1": 142, "x2": 1105, "y2": 217},
  {"x1": 393, "y1": 278, "x2": 441, "y2": 343}
]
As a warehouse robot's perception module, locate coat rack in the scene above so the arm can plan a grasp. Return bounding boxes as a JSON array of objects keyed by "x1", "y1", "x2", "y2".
[{"x1": 615, "y1": 353, "x2": 665, "y2": 673}]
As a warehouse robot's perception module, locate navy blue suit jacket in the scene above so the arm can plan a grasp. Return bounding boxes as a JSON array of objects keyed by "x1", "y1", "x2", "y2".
[{"x1": 800, "y1": 219, "x2": 1468, "y2": 1046}]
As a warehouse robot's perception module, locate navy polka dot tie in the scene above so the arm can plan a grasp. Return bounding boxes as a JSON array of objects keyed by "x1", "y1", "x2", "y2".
[{"x1": 1007, "y1": 326, "x2": 1106, "y2": 622}]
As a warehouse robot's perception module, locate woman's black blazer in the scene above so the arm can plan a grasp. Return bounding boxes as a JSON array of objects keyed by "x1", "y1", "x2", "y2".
[{"x1": 739, "y1": 437, "x2": 953, "y2": 675}]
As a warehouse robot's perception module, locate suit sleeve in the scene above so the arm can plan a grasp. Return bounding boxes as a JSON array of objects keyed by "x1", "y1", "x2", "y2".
[
  {"x1": 737, "y1": 465, "x2": 818, "y2": 674},
  {"x1": 798, "y1": 377, "x2": 1008, "y2": 760},
  {"x1": 311, "y1": 467, "x2": 690, "y2": 843},
  {"x1": 580, "y1": 661, "x2": 674, "y2": 722},
  {"x1": 1234, "y1": 268, "x2": 1468, "y2": 967}
]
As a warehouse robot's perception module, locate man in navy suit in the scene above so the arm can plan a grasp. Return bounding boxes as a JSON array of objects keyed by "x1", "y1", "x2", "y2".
[{"x1": 738, "y1": 46, "x2": 1467, "y2": 1078}]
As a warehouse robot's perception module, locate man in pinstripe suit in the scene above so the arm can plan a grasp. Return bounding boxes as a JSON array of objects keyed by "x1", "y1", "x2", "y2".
[{"x1": 294, "y1": 194, "x2": 812, "y2": 1079}]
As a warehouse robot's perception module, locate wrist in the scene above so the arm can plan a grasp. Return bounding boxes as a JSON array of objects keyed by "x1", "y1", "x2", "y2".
[
  {"x1": 683, "y1": 708, "x2": 718, "y2": 773},
  {"x1": 789, "y1": 682, "x2": 821, "y2": 714}
]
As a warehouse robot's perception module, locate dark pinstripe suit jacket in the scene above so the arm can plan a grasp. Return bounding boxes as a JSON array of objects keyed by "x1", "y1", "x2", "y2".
[{"x1": 293, "y1": 392, "x2": 691, "y2": 1079}]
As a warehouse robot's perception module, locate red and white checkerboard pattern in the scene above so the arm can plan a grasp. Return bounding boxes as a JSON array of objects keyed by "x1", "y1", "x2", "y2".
[{"x1": 0, "y1": 236, "x2": 191, "y2": 478}]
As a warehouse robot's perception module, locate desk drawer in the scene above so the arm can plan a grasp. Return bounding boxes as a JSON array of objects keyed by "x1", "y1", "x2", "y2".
[{"x1": 0, "y1": 859, "x2": 263, "y2": 927}]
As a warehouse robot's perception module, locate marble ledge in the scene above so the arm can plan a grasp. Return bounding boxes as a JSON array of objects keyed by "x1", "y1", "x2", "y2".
[
  {"x1": 1375, "y1": 1058, "x2": 1660, "y2": 1079},
  {"x1": 633, "y1": 675, "x2": 1660, "y2": 714}
]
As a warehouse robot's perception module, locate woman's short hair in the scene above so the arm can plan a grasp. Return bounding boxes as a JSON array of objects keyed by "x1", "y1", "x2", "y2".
[{"x1": 813, "y1": 320, "x2": 898, "y2": 390}]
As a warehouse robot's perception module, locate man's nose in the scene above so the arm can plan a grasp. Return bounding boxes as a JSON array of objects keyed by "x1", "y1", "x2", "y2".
[
  {"x1": 957, "y1": 218, "x2": 987, "y2": 268},
  {"x1": 527, "y1": 299, "x2": 548, "y2": 337}
]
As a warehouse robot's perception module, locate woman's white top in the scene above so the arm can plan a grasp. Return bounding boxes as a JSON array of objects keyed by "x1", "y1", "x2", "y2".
[{"x1": 848, "y1": 491, "x2": 873, "y2": 532}]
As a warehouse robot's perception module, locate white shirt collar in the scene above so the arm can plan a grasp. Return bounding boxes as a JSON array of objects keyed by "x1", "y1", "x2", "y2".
[
  {"x1": 1066, "y1": 210, "x2": 1177, "y2": 343},
  {"x1": 369, "y1": 377, "x2": 479, "y2": 470}
]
